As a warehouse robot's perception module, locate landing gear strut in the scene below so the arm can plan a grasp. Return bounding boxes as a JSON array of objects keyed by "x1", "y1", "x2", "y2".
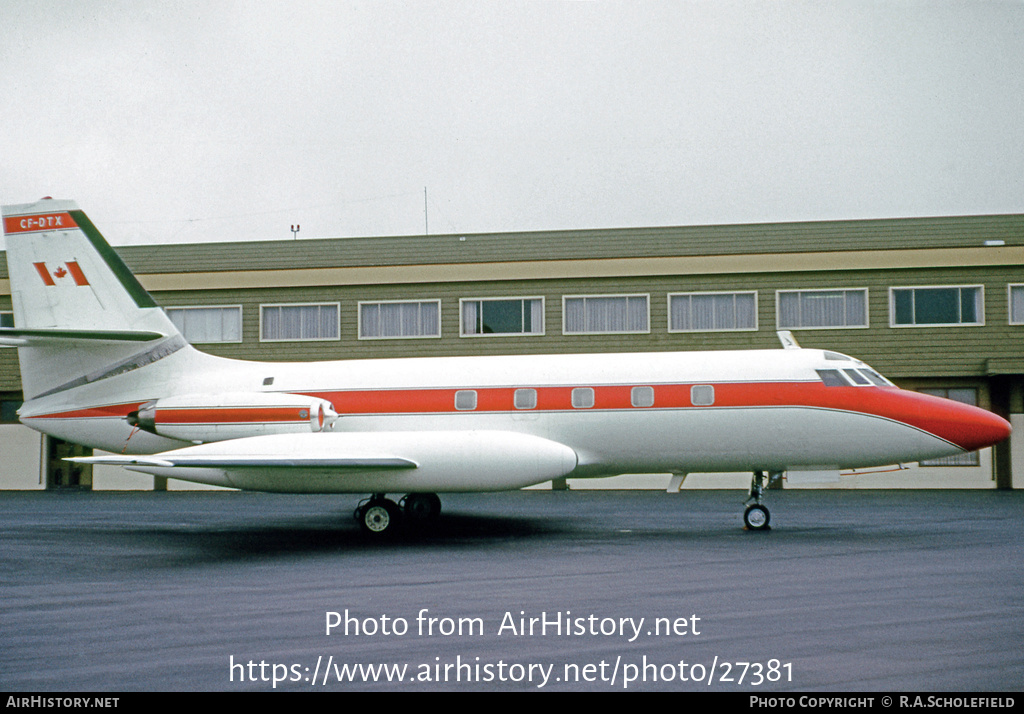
[
  {"x1": 744, "y1": 470, "x2": 781, "y2": 531},
  {"x1": 354, "y1": 492, "x2": 442, "y2": 536}
]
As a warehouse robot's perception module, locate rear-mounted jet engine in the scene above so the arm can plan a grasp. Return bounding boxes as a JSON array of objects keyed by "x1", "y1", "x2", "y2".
[{"x1": 126, "y1": 391, "x2": 338, "y2": 443}]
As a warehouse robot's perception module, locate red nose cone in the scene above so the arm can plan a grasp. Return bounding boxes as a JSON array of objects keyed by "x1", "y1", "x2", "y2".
[
  {"x1": 949, "y1": 406, "x2": 1012, "y2": 452},
  {"x1": 906, "y1": 392, "x2": 1012, "y2": 452}
]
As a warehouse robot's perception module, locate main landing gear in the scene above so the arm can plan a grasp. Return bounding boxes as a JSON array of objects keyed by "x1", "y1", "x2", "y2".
[
  {"x1": 744, "y1": 470, "x2": 781, "y2": 531},
  {"x1": 354, "y1": 492, "x2": 442, "y2": 536}
]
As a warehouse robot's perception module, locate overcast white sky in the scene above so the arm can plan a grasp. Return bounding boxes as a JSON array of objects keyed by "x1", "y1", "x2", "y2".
[{"x1": 2, "y1": 0, "x2": 1023, "y2": 246}]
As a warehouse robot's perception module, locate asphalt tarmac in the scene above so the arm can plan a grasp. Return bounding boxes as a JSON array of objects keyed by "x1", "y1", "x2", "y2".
[{"x1": 1, "y1": 489, "x2": 1021, "y2": 692}]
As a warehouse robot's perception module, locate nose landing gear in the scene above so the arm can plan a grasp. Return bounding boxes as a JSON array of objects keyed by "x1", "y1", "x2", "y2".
[{"x1": 744, "y1": 470, "x2": 781, "y2": 531}]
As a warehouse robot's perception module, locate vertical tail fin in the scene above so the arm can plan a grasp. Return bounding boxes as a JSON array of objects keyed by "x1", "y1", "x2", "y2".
[{"x1": 2, "y1": 199, "x2": 186, "y2": 400}]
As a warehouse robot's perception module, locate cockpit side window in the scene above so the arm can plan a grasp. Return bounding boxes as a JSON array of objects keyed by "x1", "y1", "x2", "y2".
[
  {"x1": 858, "y1": 369, "x2": 892, "y2": 386},
  {"x1": 842, "y1": 369, "x2": 870, "y2": 385},
  {"x1": 816, "y1": 369, "x2": 849, "y2": 387}
]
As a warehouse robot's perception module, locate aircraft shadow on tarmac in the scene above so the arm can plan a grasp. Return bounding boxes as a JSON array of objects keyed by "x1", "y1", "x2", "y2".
[{"x1": 94, "y1": 512, "x2": 571, "y2": 565}]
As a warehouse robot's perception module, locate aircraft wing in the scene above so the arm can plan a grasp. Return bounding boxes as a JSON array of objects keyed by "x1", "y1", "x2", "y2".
[{"x1": 66, "y1": 430, "x2": 579, "y2": 493}]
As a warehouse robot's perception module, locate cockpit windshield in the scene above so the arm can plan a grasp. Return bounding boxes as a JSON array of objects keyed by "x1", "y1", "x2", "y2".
[{"x1": 816, "y1": 366, "x2": 894, "y2": 387}]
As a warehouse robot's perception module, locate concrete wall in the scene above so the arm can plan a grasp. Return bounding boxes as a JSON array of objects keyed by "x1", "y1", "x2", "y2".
[{"x1": 0, "y1": 425, "x2": 42, "y2": 489}]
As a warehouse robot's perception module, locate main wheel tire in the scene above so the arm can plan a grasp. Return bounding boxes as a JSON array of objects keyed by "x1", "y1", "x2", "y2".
[
  {"x1": 402, "y1": 492, "x2": 442, "y2": 524},
  {"x1": 360, "y1": 499, "x2": 401, "y2": 536},
  {"x1": 743, "y1": 504, "x2": 771, "y2": 531}
]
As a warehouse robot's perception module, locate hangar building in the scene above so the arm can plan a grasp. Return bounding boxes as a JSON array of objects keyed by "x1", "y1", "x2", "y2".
[{"x1": 1, "y1": 212, "x2": 1021, "y2": 491}]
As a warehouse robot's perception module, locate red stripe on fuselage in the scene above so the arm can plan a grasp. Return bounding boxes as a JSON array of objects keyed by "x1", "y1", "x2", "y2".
[
  {"x1": 23, "y1": 403, "x2": 146, "y2": 420},
  {"x1": 25, "y1": 381, "x2": 1009, "y2": 452}
]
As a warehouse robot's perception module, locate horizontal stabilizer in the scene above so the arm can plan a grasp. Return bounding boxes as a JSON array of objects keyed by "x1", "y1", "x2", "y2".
[{"x1": 0, "y1": 327, "x2": 165, "y2": 347}]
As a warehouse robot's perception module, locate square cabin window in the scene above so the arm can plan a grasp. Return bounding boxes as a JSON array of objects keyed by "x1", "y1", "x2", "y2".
[
  {"x1": 571, "y1": 387, "x2": 595, "y2": 409},
  {"x1": 891, "y1": 287, "x2": 983, "y2": 327},
  {"x1": 454, "y1": 390, "x2": 478, "y2": 411},
  {"x1": 631, "y1": 386, "x2": 655, "y2": 408},
  {"x1": 514, "y1": 388, "x2": 537, "y2": 410},
  {"x1": 0, "y1": 312, "x2": 13, "y2": 328},
  {"x1": 461, "y1": 298, "x2": 544, "y2": 336}
]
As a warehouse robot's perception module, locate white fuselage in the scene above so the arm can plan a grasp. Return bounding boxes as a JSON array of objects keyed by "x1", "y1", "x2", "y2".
[{"x1": 19, "y1": 344, "x2": 996, "y2": 492}]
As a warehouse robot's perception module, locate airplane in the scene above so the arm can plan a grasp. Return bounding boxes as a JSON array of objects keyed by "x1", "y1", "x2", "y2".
[{"x1": 0, "y1": 198, "x2": 1012, "y2": 535}]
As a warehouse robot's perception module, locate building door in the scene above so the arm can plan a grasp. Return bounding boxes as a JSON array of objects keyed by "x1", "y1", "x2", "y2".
[{"x1": 44, "y1": 436, "x2": 93, "y2": 490}]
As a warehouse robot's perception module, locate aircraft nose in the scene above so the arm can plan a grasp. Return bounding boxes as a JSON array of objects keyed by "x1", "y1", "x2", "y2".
[
  {"x1": 918, "y1": 394, "x2": 1012, "y2": 452},
  {"x1": 954, "y1": 406, "x2": 1012, "y2": 452}
]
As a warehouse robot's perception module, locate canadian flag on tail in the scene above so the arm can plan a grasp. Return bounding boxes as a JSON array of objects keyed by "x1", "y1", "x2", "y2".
[{"x1": 33, "y1": 261, "x2": 90, "y2": 286}]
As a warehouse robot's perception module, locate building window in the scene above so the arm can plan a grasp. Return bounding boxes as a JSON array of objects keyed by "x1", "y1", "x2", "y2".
[
  {"x1": 0, "y1": 311, "x2": 13, "y2": 328},
  {"x1": 777, "y1": 289, "x2": 868, "y2": 329},
  {"x1": 0, "y1": 393, "x2": 22, "y2": 423},
  {"x1": 166, "y1": 306, "x2": 242, "y2": 343},
  {"x1": 1009, "y1": 285, "x2": 1024, "y2": 325},
  {"x1": 918, "y1": 388, "x2": 981, "y2": 466},
  {"x1": 359, "y1": 300, "x2": 440, "y2": 339},
  {"x1": 890, "y1": 286, "x2": 983, "y2": 327},
  {"x1": 461, "y1": 298, "x2": 544, "y2": 336},
  {"x1": 669, "y1": 292, "x2": 757, "y2": 332},
  {"x1": 261, "y1": 303, "x2": 339, "y2": 341},
  {"x1": 563, "y1": 295, "x2": 649, "y2": 335}
]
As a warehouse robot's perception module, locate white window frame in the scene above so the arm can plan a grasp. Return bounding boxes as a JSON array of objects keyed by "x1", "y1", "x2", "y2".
[
  {"x1": 358, "y1": 299, "x2": 441, "y2": 340},
  {"x1": 776, "y1": 288, "x2": 869, "y2": 330},
  {"x1": 260, "y1": 302, "x2": 340, "y2": 342},
  {"x1": 514, "y1": 388, "x2": 537, "y2": 410},
  {"x1": 165, "y1": 305, "x2": 243, "y2": 344},
  {"x1": 454, "y1": 390, "x2": 478, "y2": 411},
  {"x1": 631, "y1": 386, "x2": 655, "y2": 408},
  {"x1": 1009, "y1": 284, "x2": 1024, "y2": 326},
  {"x1": 459, "y1": 297, "x2": 545, "y2": 337},
  {"x1": 571, "y1": 387, "x2": 595, "y2": 409},
  {"x1": 691, "y1": 385, "x2": 715, "y2": 406},
  {"x1": 668, "y1": 291, "x2": 758, "y2": 333},
  {"x1": 889, "y1": 285, "x2": 985, "y2": 328},
  {"x1": 562, "y1": 294, "x2": 650, "y2": 335}
]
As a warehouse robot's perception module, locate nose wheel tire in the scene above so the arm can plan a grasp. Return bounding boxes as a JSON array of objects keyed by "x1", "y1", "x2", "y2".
[{"x1": 744, "y1": 504, "x2": 771, "y2": 531}]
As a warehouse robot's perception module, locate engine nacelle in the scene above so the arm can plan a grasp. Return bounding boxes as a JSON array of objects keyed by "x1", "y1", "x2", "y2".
[{"x1": 127, "y1": 392, "x2": 338, "y2": 443}]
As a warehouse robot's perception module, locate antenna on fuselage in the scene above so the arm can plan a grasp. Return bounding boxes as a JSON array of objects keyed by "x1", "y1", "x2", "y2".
[{"x1": 777, "y1": 330, "x2": 801, "y2": 350}]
